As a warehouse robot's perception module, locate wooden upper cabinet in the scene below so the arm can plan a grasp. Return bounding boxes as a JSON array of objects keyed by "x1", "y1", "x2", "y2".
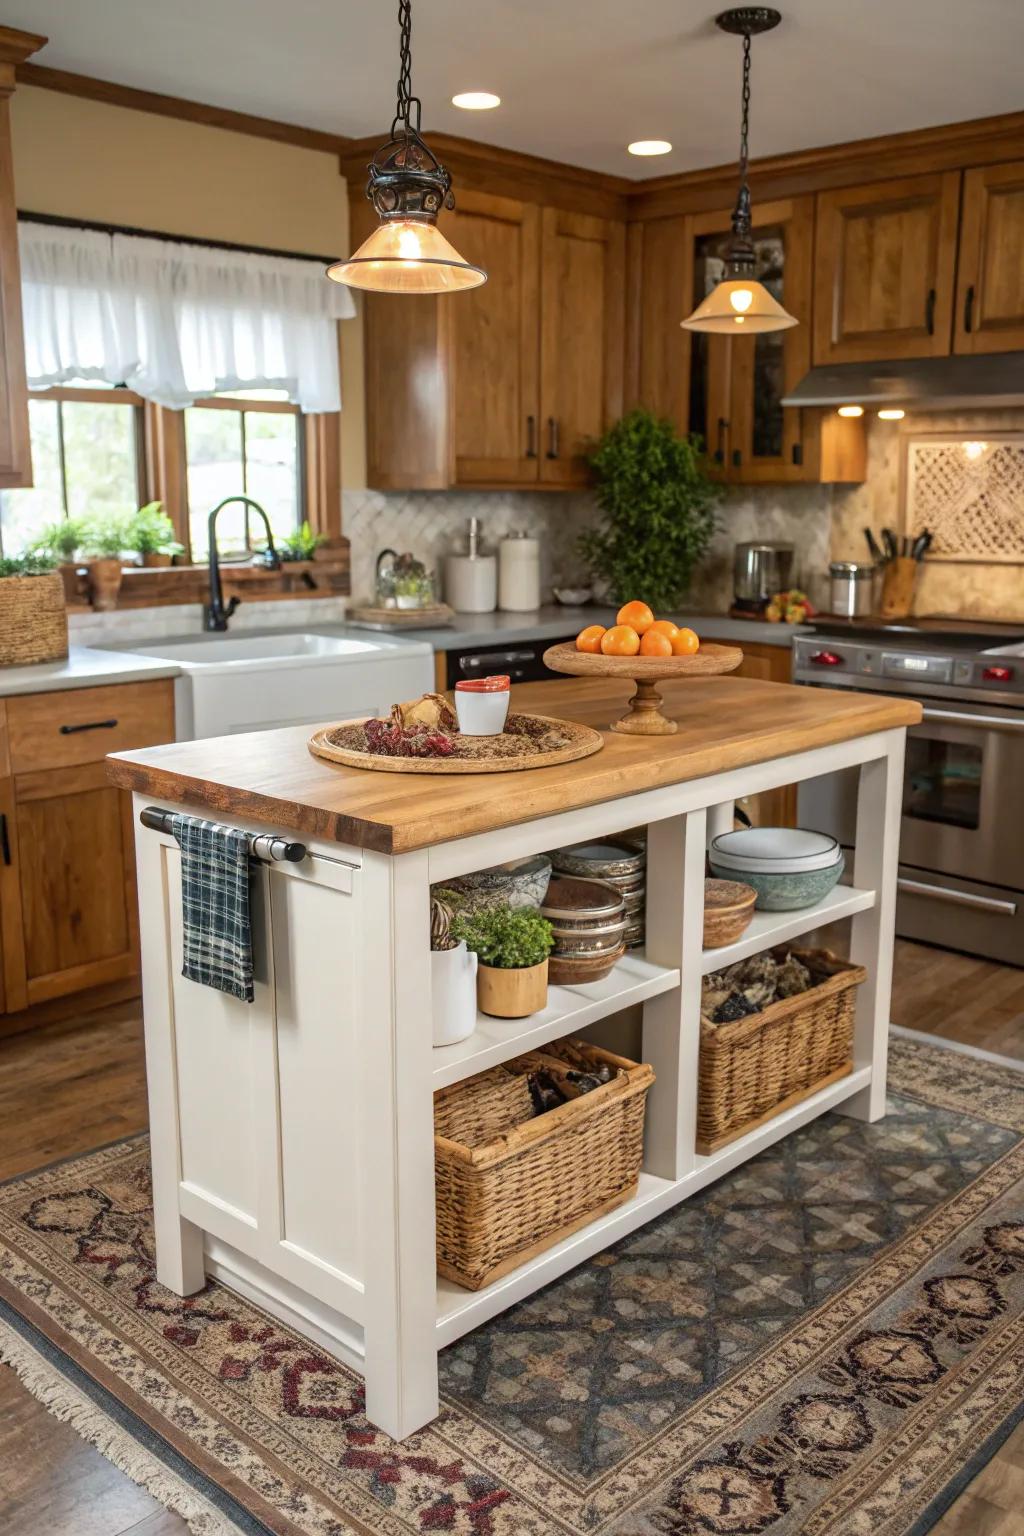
[
  {"x1": 539, "y1": 207, "x2": 625, "y2": 486},
  {"x1": 446, "y1": 192, "x2": 541, "y2": 486},
  {"x1": 0, "y1": 27, "x2": 46, "y2": 489},
  {"x1": 813, "y1": 172, "x2": 961, "y2": 364},
  {"x1": 954, "y1": 161, "x2": 1024, "y2": 354}
]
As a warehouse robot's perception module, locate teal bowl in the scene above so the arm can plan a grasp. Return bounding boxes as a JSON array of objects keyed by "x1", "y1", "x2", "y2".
[{"x1": 707, "y1": 852, "x2": 845, "y2": 911}]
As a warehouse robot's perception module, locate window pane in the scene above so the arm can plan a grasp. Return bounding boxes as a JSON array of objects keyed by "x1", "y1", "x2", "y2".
[
  {"x1": 244, "y1": 411, "x2": 300, "y2": 546},
  {"x1": 186, "y1": 407, "x2": 245, "y2": 559},
  {"x1": 62, "y1": 401, "x2": 139, "y2": 522},
  {"x1": 0, "y1": 400, "x2": 63, "y2": 556}
]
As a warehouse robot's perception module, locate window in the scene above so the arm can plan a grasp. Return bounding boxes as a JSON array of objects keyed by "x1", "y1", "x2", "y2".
[
  {"x1": 184, "y1": 391, "x2": 302, "y2": 559},
  {"x1": 0, "y1": 387, "x2": 144, "y2": 556}
]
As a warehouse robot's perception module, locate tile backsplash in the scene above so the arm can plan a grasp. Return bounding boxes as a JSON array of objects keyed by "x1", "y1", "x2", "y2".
[{"x1": 343, "y1": 485, "x2": 835, "y2": 612}]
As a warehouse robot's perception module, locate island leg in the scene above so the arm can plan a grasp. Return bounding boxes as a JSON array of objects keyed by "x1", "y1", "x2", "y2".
[
  {"x1": 839, "y1": 730, "x2": 906, "y2": 1122},
  {"x1": 356, "y1": 848, "x2": 439, "y2": 1440}
]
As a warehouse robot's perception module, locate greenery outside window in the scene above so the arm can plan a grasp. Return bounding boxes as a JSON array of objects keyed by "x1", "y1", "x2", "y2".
[{"x1": 185, "y1": 390, "x2": 303, "y2": 560}]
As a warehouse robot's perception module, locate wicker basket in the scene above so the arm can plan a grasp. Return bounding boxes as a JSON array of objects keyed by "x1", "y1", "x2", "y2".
[
  {"x1": 697, "y1": 947, "x2": 866, "y2": 1153},
  {"x1": 0, "y1": 572, "x2": 68, "y2": 666},
  {"x1": 434, "y1": 1037, "x2": 655, "y2": 1290}
]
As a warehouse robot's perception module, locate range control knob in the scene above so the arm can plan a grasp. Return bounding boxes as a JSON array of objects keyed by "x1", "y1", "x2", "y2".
[
  {"x1": 810, "y1": 650, "x2": 843, "y2": 666},
  {"x1": 982, "y1": 664, "x2": 1013, "y2": 683}
]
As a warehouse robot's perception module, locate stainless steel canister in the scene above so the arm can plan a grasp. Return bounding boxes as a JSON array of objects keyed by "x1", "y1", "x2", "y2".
[{"x1": 829, "y1": 561, "x2": 877, "y2": 618}]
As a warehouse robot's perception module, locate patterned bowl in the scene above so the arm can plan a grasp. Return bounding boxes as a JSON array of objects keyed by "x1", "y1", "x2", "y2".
[
  {"x1": 442, "y1": 853, "x2": 552, "y2": 911},
  {"x1": 708, "y1": 853, "x2": 845, "y2": 911}
]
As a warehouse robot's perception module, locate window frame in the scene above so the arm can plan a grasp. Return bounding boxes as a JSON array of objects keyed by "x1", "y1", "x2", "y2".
[
  {"x1": 21, "y1": 384, "x2": 148, "y2": 530},
  {"x1": 183, "y1": 393, "x2": 306, "y2": 560}
]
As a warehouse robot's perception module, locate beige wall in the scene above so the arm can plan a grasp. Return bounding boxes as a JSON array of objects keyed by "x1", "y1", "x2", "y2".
[
  {"x1": 832, "y1": 407, "x2": 1024, "y2": 621},
  {"x1": 9, "y1": 85, "x2": 367, "y2": 485}
]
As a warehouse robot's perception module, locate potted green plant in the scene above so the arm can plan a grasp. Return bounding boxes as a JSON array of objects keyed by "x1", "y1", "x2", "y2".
[
  {"x1": 0, "y1": 552, "x2": 68, "y2": 666},
  {"x1": 453, "y1": 904, "x2": 554, "y2": 1018},
  {"x1": 127, "y1": 501, "x2": 185, "y2": 567},
  {"x1": 81, "y1": 513, "x2": 131, "y2": 610},
  {"x1": 31, "y1": 518, "x2": 88, "y2": 602},
  {"x1": 278, "y1": 520, "x2": 327, "y2": 563},
  {"x1": 389, "y1": 551, "x2": 434, "y2": 609},
  {"x1": 579, "y1": 407, "x2": 721, "y2": 610}
]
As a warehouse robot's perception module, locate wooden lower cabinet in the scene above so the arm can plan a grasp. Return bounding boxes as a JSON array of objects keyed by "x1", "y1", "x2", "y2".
[
  {"x1": 0, "y1": 678, "x2": 174, "y2": 1014},
  {"x1": 732, "y1": 642, "x2": 797, "y2": 828}
]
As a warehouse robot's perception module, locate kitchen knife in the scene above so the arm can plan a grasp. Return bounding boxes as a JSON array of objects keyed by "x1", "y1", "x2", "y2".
[
  {"x1": 911, "y1": 529, "x2": 932, "y2": 560},
  {"x1": 864, "y1": 527, "x2": 884, "y2": 563},
  {"x1": 882, "y1": 528, "x2": 898, "y2": 563}
]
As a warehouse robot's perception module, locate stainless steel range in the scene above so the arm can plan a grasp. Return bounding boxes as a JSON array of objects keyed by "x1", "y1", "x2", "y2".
[{"x1": 793, "y1": 623, "x2": 1024, "y2": 965}]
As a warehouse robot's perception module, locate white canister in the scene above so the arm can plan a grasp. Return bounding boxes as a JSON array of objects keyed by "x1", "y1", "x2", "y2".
[
  {"x1": 445, "y1": 553, "x2": 498, "y2": 614},
  {"x1": 498, "y1": 533, "x2": 541, "y2": 612},
  {"x1": 454, "y1": 675, "x2": 511, "y2": 735},
  {"x1": 431, "y1": 940, "x2": 478, "y2": 1047}
]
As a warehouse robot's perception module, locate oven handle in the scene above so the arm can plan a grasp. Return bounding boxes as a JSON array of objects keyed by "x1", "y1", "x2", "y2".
[
  {"x1": 897, "y1": 877, "x2": 1018, "y2": 917},
  {"x1": 919, "y1": 707, "x2": 1024, "y2": 733}
]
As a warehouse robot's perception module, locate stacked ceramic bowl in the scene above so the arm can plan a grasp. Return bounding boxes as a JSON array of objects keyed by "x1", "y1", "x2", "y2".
[
  {"x1": 550, "y1": 838, "x2": 647, "y2": 947},
  {"x1": 540, "y1": 875, "x2": 627, "y2": 984},
  {"x1": 708, "y1": 827, "x2": 845, "y2": 911}
]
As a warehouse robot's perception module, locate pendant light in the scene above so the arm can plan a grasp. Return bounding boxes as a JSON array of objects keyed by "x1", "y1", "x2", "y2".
[
  {"x1": 327, "y1": 0, "x2": 486, "y2": 295},
  {"x1": 682, "y1": 7, "x2": 796, "y2": 334}
]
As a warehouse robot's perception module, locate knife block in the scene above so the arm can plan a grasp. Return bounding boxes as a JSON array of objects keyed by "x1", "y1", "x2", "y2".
[{"x1": 880, "y1": 557, "x2": 919, "y2": 618}]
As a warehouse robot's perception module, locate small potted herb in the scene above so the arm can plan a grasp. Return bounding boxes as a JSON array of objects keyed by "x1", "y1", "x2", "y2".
[
  {"x1": 453, "y1": 903, "x2": 554, "y2": 1018},
  {"x1": 279, "y1": 520, "x2": 327, "y2": 563},
  {"x1": 81, "y1": 513, "x2": 131, "y2": 610},
  {"x1": 32, "y1": 518, "x2": 88, "y2": 602},
  {"x1": 0, "y1": 551, "x2": 68, "y2": 666},
  {"x1": 127, "y1": 501, "x2": 185, "y2": 567},
  {"x1": 430, "y1": 892, "x2": 479, "y2": 1046}
]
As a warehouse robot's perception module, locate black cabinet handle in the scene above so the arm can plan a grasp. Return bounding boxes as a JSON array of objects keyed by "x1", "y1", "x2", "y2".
[
  {"x1": 714, "y1": 416, "x2": 728, "y2": 465},
  {"x1": 731, "y1": 448, "x2": 742, "y2": 468},
  {"x1": 546, "y1": 417, "x2": 560, "y2": 460},
  {"x1": 59, "y1": 718, "x2": 118, "y2": 735},
  {"x1": 0, "y1": 812, "x2": 10, "y2": 866},
  {"x1": 925, "y1": 288, "x2": 936, "y2": 336},
  {"x1": 525, "y1": 414, "x2": 537, "y2": 458},
  {"x1": 791, "y1": 442, "x2": 804, "y2": 467},
  {"x1": 964, "y1": 284, "x2": 975, "y2": 333}
]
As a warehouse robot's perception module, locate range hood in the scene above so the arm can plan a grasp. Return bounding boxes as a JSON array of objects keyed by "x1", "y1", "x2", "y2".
[{"x1": 782, "y1": 353, "x2": 1024, "y2": 411}]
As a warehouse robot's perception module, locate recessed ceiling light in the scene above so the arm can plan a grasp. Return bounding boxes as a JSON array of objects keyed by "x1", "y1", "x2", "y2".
[
  {"x1": 877, "y1": 408, "x2": 906, "y2": 421},
  {"x1": 628, "y1": 139, "x2": 672, "y2": 156},
  {"x1": 837, "y1": 405, "x2": 864, "y2": 418},
  {"x1": 452, "y1": 91, "x2": 501, "y2": 110}
]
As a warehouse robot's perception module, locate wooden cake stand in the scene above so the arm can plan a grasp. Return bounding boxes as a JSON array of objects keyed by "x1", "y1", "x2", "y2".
[{"x1": 543, "y1": 641, "x2": 744, "y2": 735}]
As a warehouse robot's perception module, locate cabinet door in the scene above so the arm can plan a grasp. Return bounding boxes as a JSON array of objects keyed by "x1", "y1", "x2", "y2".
[
  {"x1": 539, "y1": 207, "x2": 625, "y2": 486},
  {"x1": 9, "y1": 763, "x2": 140, "y2": 1006},
  {"x1": 813, "y1": 173, "x2": 961, "y2": 363},
  {"x1": 954, "y1": 161, "x2": 1024, "y2": 354},
  {"x1": 0, "y1": 75, "x2": 31, "y2": 486},
  {"x1": 446, "y1": 192, "x2": 541, "y2": 486},
  {"x1": 625, "y1": 215, "x2": 692, "y2": 435}
]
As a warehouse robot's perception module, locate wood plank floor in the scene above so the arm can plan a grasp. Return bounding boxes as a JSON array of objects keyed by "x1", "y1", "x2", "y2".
[{"x1": 0, "y1": 942, "x2": 1021, "y2": 1535}]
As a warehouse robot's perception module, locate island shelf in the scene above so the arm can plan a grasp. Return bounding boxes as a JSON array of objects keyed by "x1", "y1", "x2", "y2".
[{"x1": 109, "y1": 674, "x2": 919, "y2": 1442}]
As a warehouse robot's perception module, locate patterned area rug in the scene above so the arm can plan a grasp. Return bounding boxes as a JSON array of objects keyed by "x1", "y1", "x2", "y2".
[{"x1": 1, "y1": 1036, "x2": 1023, "y2": 1536}]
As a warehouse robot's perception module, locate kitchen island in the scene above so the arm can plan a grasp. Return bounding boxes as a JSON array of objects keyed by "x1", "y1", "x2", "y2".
[{"x1": 108, "y1": 674, "x2": 920, "y2": 1441}]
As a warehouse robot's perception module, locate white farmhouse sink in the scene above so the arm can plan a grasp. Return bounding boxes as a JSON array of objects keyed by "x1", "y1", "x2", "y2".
[{"x1": 98, "y1": 629, "x2": 434, "y2": 740}]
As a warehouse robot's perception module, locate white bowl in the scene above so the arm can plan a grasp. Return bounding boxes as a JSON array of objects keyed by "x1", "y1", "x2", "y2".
[{"x1": 709, "y1": 827, "x2": 841, "y2": 874}]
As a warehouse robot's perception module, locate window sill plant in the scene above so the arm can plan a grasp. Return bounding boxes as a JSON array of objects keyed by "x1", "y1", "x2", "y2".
[
  {"x1": 81, "y1": 514, "x2": 132, "y2": 610},
  {"x1": 31, "y1": 517, "x2": 89, "y2": 602},
  {"x1": 0, "y1": 552, "x2": 68, "y2": 666},
  {"x1": 278, "y1": 520, "x2": 327, "y2": 564},
  {"x1": 453, "y1": 903, "x2": 554, "y2": 1019},
  {"x1": 127, "y1": 501, "x2": 185, "y2": 568}
]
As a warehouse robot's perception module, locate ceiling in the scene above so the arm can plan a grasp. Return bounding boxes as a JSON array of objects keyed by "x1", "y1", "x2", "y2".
[{"x1": 10, "y1": 0, "x2": 1024, "y2": 179}]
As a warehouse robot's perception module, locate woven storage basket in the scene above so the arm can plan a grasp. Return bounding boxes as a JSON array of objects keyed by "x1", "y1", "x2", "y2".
[
  {"x1": 0, "y1": 572, "x2": 68, "y2": 666},
  {"x1": 697, "y1": 947, "x2": 866, "y2": 1153},
  {"x1": 434, "y1": 1037, "x2": 655, "y2": 1290}
]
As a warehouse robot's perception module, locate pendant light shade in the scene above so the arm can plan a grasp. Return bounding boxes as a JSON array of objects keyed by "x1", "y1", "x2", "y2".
[
  {"x1": 682, "y1": 8, "x2": 796, "y2": 335},
  {"x1": 327, "y1": 0, "x2": 486, "y2": 296}
]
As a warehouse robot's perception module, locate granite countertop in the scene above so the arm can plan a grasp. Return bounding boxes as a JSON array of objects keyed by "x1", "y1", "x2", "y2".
[
  {"x1": 0, "y1": 644, "x2": 182, "y2": 699},
  {"x1": 356, "y1": 605, "x2": 805, "y2": 651}
]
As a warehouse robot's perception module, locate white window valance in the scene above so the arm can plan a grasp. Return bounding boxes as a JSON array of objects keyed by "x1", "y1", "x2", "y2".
[{"x1": 19, "y1": 221, "x2": 356, "y2": 413}]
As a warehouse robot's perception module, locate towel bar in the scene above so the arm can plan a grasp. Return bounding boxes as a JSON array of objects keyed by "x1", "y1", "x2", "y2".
[{"x1": 139, "y1": 806, "x2": 307, "y2": 864}]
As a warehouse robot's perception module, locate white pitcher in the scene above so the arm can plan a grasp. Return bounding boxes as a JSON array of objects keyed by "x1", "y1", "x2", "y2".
[{"x1": 431, "y1": 940, "x2": 478, "y2": 1047}]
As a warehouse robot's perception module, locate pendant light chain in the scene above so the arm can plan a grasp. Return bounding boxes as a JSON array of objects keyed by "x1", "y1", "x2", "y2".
[
  {"x1": 392, "y1": 0, "x2": 421, "y2": 137},
  {"x1": 738, "y1": 31, "x2": 752, "y2": 188}
]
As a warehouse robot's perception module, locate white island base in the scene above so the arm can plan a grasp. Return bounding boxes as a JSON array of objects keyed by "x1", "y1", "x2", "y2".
[{"x1": 128, "y1": 716, "x2": 905, "y2": 1442}]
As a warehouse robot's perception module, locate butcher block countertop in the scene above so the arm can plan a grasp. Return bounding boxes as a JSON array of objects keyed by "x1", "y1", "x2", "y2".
[{"x1": 106, "y1": 676, "x2": 921, "y2": 855}]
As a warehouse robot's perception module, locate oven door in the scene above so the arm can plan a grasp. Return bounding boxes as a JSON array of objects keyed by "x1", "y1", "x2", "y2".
[{"x1": 900, "y1": 700, "x2": 1024, "y2": 891}]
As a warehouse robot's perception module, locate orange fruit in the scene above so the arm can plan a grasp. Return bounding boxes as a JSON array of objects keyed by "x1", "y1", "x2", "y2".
[
  {"x1": 648, "y1": 619, "x2": 679, "y2": 639},
  {"x1": 639, "y1": 629, "x2": 673, "y2": 657},
  {"x1": 670, "y1": 627, "x2": 700, "y2": 656},
  {"x1": 601, "y1": 624, "x2": 641, "y2": 657},
  {"x1": 576, "y1": 624, "x2": 606, "y2": 654},
  {"x1": 616, "y1": 600, "x2": 654, "y2": 635}
]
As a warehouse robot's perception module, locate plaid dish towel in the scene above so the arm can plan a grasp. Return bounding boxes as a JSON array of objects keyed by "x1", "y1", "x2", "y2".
[{"x1": 171, "y1": 814, "x2": 255, "y2": 1003}]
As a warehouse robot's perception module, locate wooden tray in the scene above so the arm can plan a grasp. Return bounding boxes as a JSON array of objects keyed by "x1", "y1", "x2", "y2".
[
  {"x1": 543, "y1": 641, "x2": 743, "y2": 735},
  {"x1": 308, "y1": 712, "x2": 603, "y2": 774},
  {"x1": 348, "y1": 601, "x2": 454, "y2": 630}
]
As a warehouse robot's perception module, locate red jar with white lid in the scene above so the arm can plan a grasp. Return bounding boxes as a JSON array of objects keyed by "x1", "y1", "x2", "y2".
[{"x1": 454, "y1": 674, "x2": 510, "y2": 736}]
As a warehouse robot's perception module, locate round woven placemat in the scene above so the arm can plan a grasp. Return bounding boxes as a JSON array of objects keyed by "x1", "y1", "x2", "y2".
[{"x1": 308, "y1": 712, "x2": 604, "y2": 774}]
